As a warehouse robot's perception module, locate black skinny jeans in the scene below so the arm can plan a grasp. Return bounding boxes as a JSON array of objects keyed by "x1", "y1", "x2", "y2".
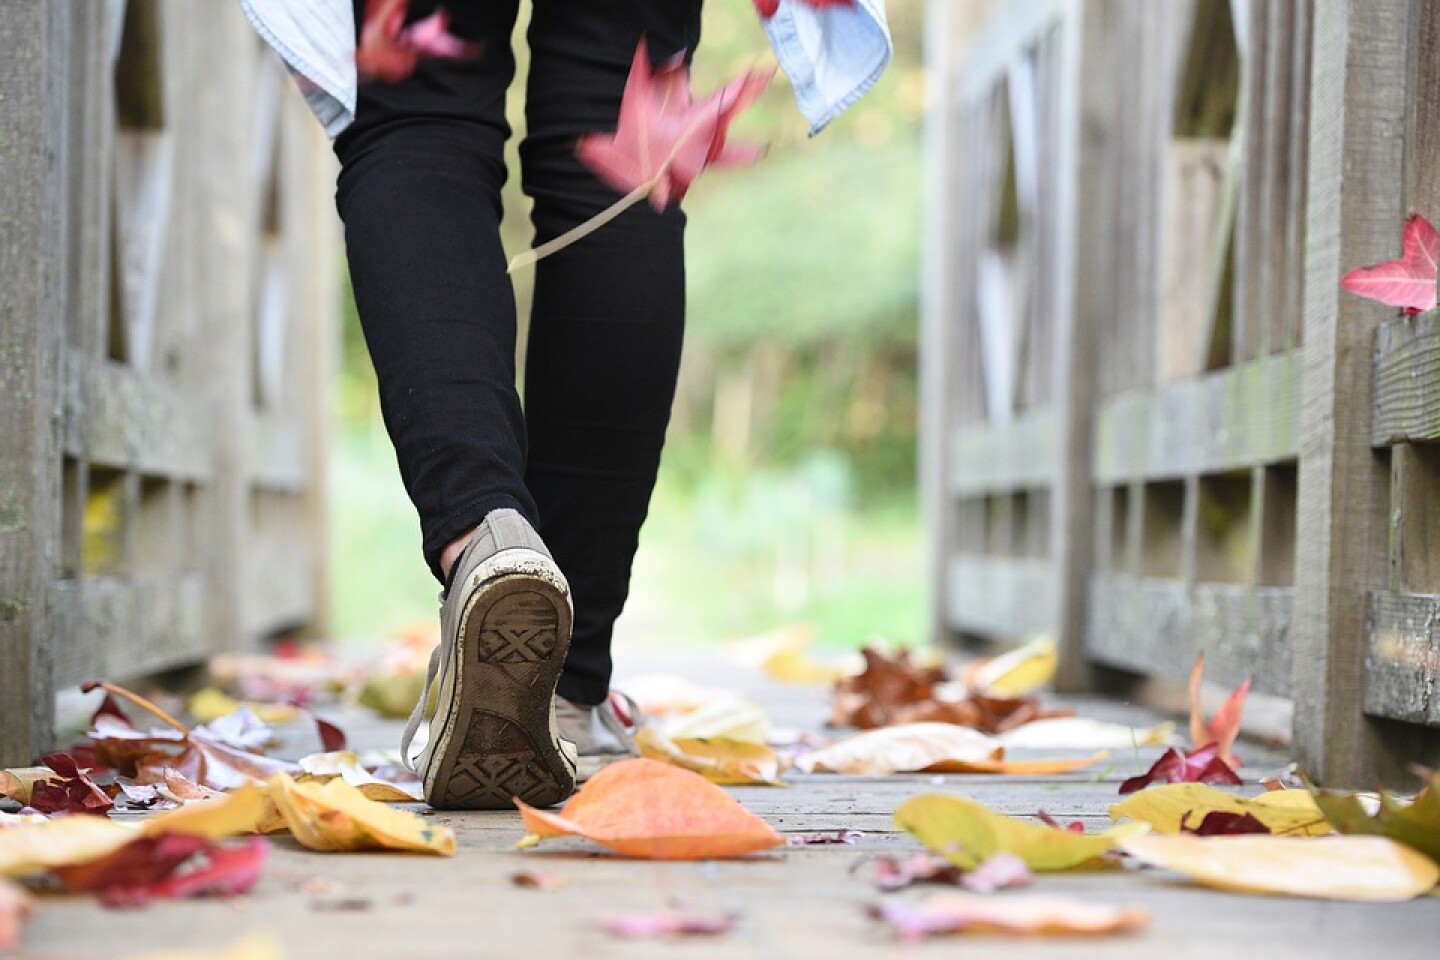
[{"x1": 335, "y1": 0, "x2": 703, "y2": 704}]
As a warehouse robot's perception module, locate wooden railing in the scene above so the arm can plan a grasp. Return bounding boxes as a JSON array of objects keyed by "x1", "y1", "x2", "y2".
[
  {"x1": 924, "y1": 0, "x2": 1440, "y2": 786},
  {"x1": 0, "y1": 0, "x2": 338, "y2": 764}
]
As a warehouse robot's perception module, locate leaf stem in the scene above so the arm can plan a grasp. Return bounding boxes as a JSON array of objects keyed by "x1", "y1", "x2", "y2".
[
  {"x1": 507, "y1": 181, "x2": 654, "y2": 274},
  {"x1": 81, "y1": 679, "x2": 190, "y2": 735}
]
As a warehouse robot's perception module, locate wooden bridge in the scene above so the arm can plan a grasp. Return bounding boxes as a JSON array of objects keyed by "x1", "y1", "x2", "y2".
[{"x1": 924, "y1": 0, "x2": 1440, "y2": 787}]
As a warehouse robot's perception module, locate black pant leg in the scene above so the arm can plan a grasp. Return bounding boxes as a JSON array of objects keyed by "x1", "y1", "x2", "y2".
[
  {"x1": 334, "y1": 0, "x2": 530, "y2": 582},
  {"x1": 521, "y1": 0, "x2": 705, "y2": 704}
]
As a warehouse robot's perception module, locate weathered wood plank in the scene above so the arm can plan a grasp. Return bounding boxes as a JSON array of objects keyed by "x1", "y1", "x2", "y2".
[
  {"x1": 1094, "y1": 349, "x2": 1299, "y2": 483},
  {"x1": 1086, "y1": 574, "x2": 1293, "y2": 696},
  {"x1": 948, "y1": 408, "x2": 1055, "y2": 496},
  {"x1": 945, "y1": 554, "x2": 1054, "y2": 639},
  {"x1": 63, "y1": 351, "x2": 210, "y2": 478},
  {"x1": 1364, "y1": 591, "x2": 1440, "y2": 730},
  {"x1": 50, "y1": 572, "x2": 207, "y2": 686},
  {"x1": 1293, "y1": 0, "x2": 1429, "y2": 787},
  {"x1": 1373, "y1": 313, "x2": 1440, "y2": 444},
  {"x1": 957, "y1": 0, "x2": 1071, "y2": 106},
  {"x1": 0, "y1": 0, "x2": 69, "y2": 766}
]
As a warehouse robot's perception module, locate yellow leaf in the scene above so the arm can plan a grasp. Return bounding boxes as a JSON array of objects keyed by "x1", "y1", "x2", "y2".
[
  {"x1": 1120, "y1": 835, "x2": 1439, "y2": 901},
  {"x1": 358, "y1": 670, "x2": 429, "y2": 720},
  {"x1": 967, "y1": 636, "x2": 1057, "y2": 696},
  {"x1": 139, "y1": 783, "x2": 269, "y2": 839},
  {"x1": 516, "y1": 758, "x2": 783, "y2": 860},
  {"x1": 188, "y1": 688, "x2": 298, "y2": 725},
  {"x1": 296, "y1": 751, "x2": 423, "y2": 802},
  {"x1": 895, "y1": 794, "x2": 1146, "y2": 871},
  {"x1": 655, "y1": 696, "x2": 770, "y2": 744},
  {"x1": 798, "y1": 723, "x2": 1002, "y2": 774},
  {"x1": 1110, "y1": 784, "x2": 1332, "y2": 837},
  {"x1": 0, "y1": 767, "x2": 60, "y2": 805},
  {"x1": 265, "y1": 772, "x2": 454, "y2": 855},
  {"x1": 0, "y1": 815, "x2": 136, "y2": 878},
  {"x1": 634, "y1": 727, "x2": 786, "y2": 785}
]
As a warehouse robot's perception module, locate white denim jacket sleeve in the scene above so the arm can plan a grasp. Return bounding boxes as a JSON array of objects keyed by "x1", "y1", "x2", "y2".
[{"x1": 240, "y1": 0, "x2": 891, "y2": 139}]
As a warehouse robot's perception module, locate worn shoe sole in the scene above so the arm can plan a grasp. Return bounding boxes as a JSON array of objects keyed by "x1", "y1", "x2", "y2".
[{"x1": 422, "y1": 572, "x2": 576, "y2": 810}]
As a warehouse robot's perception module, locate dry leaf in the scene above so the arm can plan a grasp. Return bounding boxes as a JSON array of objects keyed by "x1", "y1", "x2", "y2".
[
  {"x1": 515, "y1": 758, "x2": 783, "y2": 860},
  {"x1": 797, "y1": 723, "x2": 1001, "y2": 774},
  {"x1": 1110, "y1": 784, "x2": 1330, "y2": 837},
  {"x1": 296, "y1": 752, "x2": 423, "y2": 801},
  {"x1": 634, "y1": 728, "x2": 786, "y2": 786},
  {"x1": 265, "y1": 773, "x2": 454, "y2": 855},
  {"x1": 999, "y1": 717, "x2": 1174, "y2": 751},
  {"x1": 1120, "y1": 834, "x2": 1439, "y2": 901},
  {"x1": 895, "y1": 794, "x2": 1146, "y2": 871},
  {"x1": 860, "y1": 851, "x2": 1032, "y2": 893},
  {"x1": 52, "y1": 834, "x2": 268, "y2": 908},
  {"x1": 932, "y1": 752, "x2": 1110, "y2": 776},
  {"x1": 0, "y1": 768, "x2": 58, "y2": 805},
  {"x1": 964, "y1": 636, "x2": 1058, "y2": 696},
  {"x1": 187, "y1": 688, "x2": 298, "y2": 725},
  {"x1": 1118, "y1": 744, "x2": 1241, "y2": 794},
  {"x1": 0, "y1": 877, "x2": 34, "y2": 951},
  {"x1": 1188, "y1": 654, "x2": 1249, "y2": 765},
  {"x1": 0, "y1": 814, "x2": 135, "y2": 878},
  {"x1": 868, "y1": 893, "x2": 1147, "y2": 941},
  {"x1": 654, "y1": 697, "x2": 771, "y2": 744},
  {"x1": 1311, "y1": 770, "x2": 1440, "y2": 865}
]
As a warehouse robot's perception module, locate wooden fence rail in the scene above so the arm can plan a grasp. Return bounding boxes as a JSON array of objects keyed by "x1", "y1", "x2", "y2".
[
  {"x1": 925, "y1": 0, "x2": 1440, "y2": 786},
  {"x1": 0, "y1": 0, "x2": 337, "y2": 765}
]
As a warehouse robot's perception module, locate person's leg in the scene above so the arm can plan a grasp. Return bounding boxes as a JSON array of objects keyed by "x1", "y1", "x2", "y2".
[
  {"x1": 520, "y1": 0, "x2": 704, "y2": 706},
  {"x1": 335, "y1": 0, "x2": 531, "y2": 583}
]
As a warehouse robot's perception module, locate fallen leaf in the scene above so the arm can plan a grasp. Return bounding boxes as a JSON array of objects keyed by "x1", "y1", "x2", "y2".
[
  {"x1": 0, "y1": 768, "x2": 59, "y2": 806},
  {"x1": 29, "y1": 752, "x2": 113, "y2": 816},
  {"x1": 964, "y1": 636, "x2": 1058, "y2": 696},
  {"x1": 1118, "y1": 744, "x2": 1242, "y2": 794},
  {"x1": 295, "y1": 751, "x2": 423, "y2": 802},
  {"x1": 1341, "y1": 213, "x2": 1439, "y2": 314},
  {"x1": 137, "y1": 783, "x2": 270, "y2": 841},
  {"x1": 265, "y1": 773, "x2": 454, "y2": 855},
  {"x1": 187, "y1": 688, "x2": 297, "y2": 726},
  {"x1": 1187, "y1": 654, "x2": 1249, "y2": 765},
  {"x1": 797, "y1": 723, "x2": 1001, "y2": 774},
  {"x1": 576, "y1": 40, "x2": 773, "y2": 211},
  {"x1": 868, "y1": 893, "x2": 1147, "y2": 941},
  {"x1": 895, "y1": 794, "x2": 1146, "y2": 871},
  {"x1": 998, "y1": 717, "x2": 1174, "y2": 751},
  {"x1": 599, "y1": 909, "x2": 737, "y2": 939},
  {"x1": 931, "y1": 752, "x2": 1110, "y2": 776},
  {"x1": 1312, "y1": 769, "x2": 1440, "y2": 865},
  {"x1": 654, "y1": 697, "x2": 771, "y2": 744},
  {"x1": 860, "y1": 851, "x2": 1033, "y2": 893},
  {"x1": 191, "y1": 710, "x2": 274, "y2": 753},
  {"x1": 787, "y1": 829, "x2": 863, "y2": 846},
  {"x1": 52, "y1": 834, "x2": 268, "y2": 908},
  {"x1": 635, "y1": 728, "x2": 786, "y2": 786},
  {"x1": 0, "y1": 877, "x2": 33, "y2": 951},
  {"x1": 515, "y1": 758, "x2": 783, "y2": 860},
  {"x1": 511, "y1": 870, "x2": 566, "y2": 891},
  {"x1": 1181, "y1": 811, "x2": 1270, "y2": 836},
  {"x1": 1110, "y1": 784, "x2": 1330, "y2": 837},
  {"x1": 1120, "y1": 834, "x2": 1439, "y2": 901},
  {"x1": 0, "y1": 814, "x2": 135, "y2": 878},
  {"x1": 355, "y1": 0, "x2": 483, "y2": 84}
]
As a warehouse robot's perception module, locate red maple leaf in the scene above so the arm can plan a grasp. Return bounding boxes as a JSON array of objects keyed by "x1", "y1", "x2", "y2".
[
  {"x1": 356, "y1": 0, "x2": 483, "y2": 84},
  {"x1": 753, "y1": 0, "x2": 858, "y2": 21},
  {"x1": 1117, "y1": 743, "x2": 1242, "y2": 795},
  {"x1": 1341, "y1": 213, "x2": 1439, "y2": 314},
  {"x1": 577, "y1": 40, "x2": 773, "y2": 211},
  {"x1": 28, "y1": 752, "x2": 113, "y2": 817},
  {"x1": 52, "y1": 835, "x2": 268, "y2": 909},
  {"x1": 1188, "y1": 653, "x2": 1249, "y2": 766}
]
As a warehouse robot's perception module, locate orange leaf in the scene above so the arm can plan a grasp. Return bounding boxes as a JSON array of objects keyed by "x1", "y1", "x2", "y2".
[
  {"x1": 514, "y1": 758, "x2": 783, "y2": 860},
  {"x1": 1187, "y1": 654, "x2": 1249, "y2": 765},
  {"x1": 929, "y1": 751, "x2": 1109, "y2": 775}
]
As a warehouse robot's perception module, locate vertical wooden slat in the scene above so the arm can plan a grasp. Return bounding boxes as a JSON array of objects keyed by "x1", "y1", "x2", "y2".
[
  {"x1": 0, "y1": 0, "x2": 70, "y2": 765},
  {"x1": 1230, "y1": 0, "x2": 1270, "y2": 364},
  {"x1": 1293, "y1": 0, "x2": 1430, "y2": 786}
]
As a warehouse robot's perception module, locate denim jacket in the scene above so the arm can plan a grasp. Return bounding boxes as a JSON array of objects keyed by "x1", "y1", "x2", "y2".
[{"x1": 240, "y1": 0, "x2": 892, "y2": 138}]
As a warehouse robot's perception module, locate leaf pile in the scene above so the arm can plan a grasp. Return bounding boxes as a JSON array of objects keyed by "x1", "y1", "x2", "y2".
[{"x1": 830, "y1": 647, "x2": 1073, "y2": 732}]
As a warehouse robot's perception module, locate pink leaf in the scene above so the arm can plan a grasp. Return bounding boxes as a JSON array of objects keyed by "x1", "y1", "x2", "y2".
[
  {"x1": 1341, "y1": 213, "x2": 1439, "y2": 314},
  {"x1": 576, "y1": 40, "x2": 773, "y2": 211},
  {"x1": 598, "y1": 910, "x2": 737, "y2": 939},
  {"x1": 1118, "y1": 744, "x2": 1242, "y2": 795},
  {"x1": 356, "y1": 0, "x2": 482, "y2": 84}
]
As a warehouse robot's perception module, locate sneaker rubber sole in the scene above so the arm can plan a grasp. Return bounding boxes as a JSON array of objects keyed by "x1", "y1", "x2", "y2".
[{"x1": 422, "y1": 572, "x2": 576, "y2": 810}]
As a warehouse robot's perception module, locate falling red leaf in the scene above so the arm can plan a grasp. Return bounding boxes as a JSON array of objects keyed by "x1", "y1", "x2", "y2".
[
  {"x1": 1187, "y1": 654, "x2": 1249, "y2": 766},
  {"x1": 51, "y1": 834, "x2": 268, "y2": 908},
  {"x1": 1179, "y1": 810, "x2": 1271, "y2": 836},
  {"x1": 28, "y1": 753, "x2": 113, "y2": 817},
  {"x1": 356, "y1": 0, "x2": 483, "y2": 84},
  {"x1": 752, "y1": 0, "x2": 858, "y2": 21},
  {"x1": 1118, "y1": 744, "x2": 1242, "y2": 795},
  {"x1": 1341, "y1": 214, "x2": 1439, "y2": 314},
  {"x1": 576, "y1": 40, "x2": 773, "y2": 211}
]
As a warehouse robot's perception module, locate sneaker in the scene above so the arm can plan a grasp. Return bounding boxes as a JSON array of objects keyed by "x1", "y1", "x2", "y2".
[
  {"x1": 554, "y1": 692, "x2": 643, "y2": 783},
  {"x1": 401, "y1": 509, "x2": 578, "y2": 809}
]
